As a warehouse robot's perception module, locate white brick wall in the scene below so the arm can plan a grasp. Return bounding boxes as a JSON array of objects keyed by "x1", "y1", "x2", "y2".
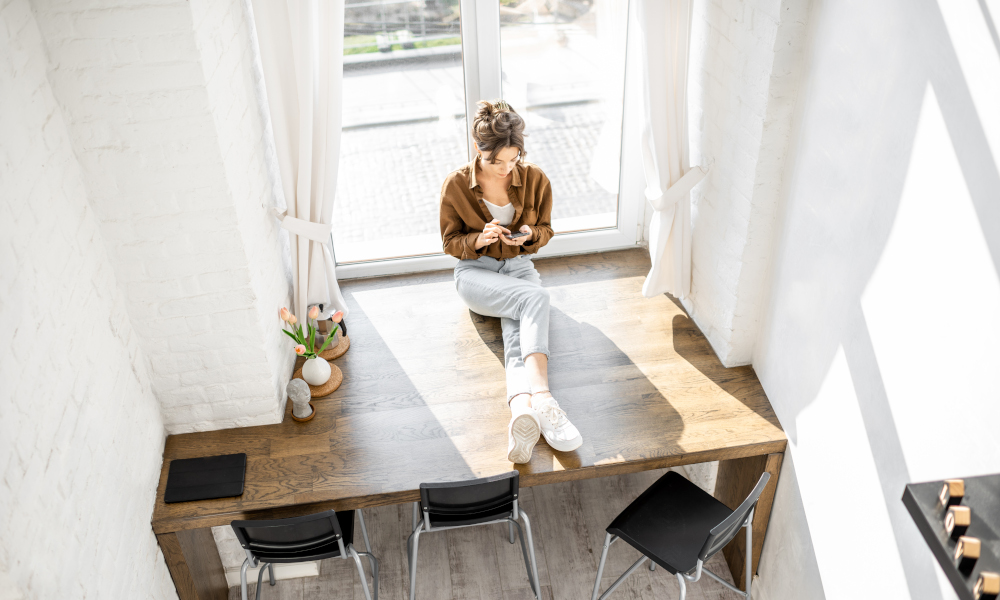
[
  {"x1": 683, "y1": 0, "x2": 810, "y2": 366},
  {"x1": 0, "y1": 1, "x2": 176, "y2": 597},
  {"x1": 190, "y1": 0, "x2": 295, "y2": 428},
  {"x1": 30, "y1": 0, "x2": 293, "y2": 432}
]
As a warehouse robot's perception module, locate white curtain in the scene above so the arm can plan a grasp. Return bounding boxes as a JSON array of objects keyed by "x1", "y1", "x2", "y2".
[
  {"x1": 636, "y1": 0, "x2": 708, "y2": 299},
  {"x1": 588, "y1": 0, "x2": 629, "y2": 195},
  {"x1": 250, "y1": 0, "x2": 348, "y2": 320}
]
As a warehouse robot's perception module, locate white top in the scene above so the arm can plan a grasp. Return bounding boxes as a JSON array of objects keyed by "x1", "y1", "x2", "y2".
[{"x1": 483, "y1": 199, "x2": 515, "y2": 227}]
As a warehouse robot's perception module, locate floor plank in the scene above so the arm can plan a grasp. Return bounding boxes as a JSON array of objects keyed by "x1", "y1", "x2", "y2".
[
  {"x1": 446, "y1": 524, "x2": 504, "y2": 600},
  {"x1": 492, "y1": 487, "x2": 550, "y2": 594}
]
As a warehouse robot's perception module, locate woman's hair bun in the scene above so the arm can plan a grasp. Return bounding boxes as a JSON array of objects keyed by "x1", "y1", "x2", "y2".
[{"x1": 472, "y1": 99, "x2": 526, "y2": 163}]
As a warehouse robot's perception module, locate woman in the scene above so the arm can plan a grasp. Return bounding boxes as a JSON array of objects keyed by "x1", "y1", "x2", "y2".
[{"x1": 439, "y1": 99, "x2": 583, "y2": 464}]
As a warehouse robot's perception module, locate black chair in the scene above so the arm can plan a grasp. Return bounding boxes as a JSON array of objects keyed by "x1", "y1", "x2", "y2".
[
  {"x1": 407, "y1": 471, "x2": 540, "y2": 600},
  {"x1": 231, "y1": 508, "x2": 378, "y2": 600},
  {"x1": 591, "y1": 471, "x2": 770, "y2": 600}
]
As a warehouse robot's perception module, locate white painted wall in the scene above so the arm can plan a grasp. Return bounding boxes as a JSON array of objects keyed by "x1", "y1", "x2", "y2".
[
  {"x1": 679, "y1": 0, "x2": 810, "y2": 367},
  {"x1": 30, "y1": 0, "x2": 293, "y2": 434},
  {"x1": 0, "y1": 1, "x2": 176, "y2": 597},
  {"x1": 753, "y1": 0, "x2": 1000, "y2": 598}
]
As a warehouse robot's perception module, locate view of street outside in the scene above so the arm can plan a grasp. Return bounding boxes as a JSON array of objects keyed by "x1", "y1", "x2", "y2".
[{"x1": 332, "y1": 0, "x2": 628, "y2": 263}]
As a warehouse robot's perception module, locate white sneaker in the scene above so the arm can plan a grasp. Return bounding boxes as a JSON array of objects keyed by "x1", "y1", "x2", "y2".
[
  {"x1": 507, "y1": 406, "x2": 541, "y2": 464},
  {"x1": 532, "y1": 393, "x2": 583, "y2": 452}
]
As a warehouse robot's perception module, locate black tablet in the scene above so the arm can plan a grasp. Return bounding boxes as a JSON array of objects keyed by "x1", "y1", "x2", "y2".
[{"x1": 164, "y1": 453, "x2": 247, "y2": 504}]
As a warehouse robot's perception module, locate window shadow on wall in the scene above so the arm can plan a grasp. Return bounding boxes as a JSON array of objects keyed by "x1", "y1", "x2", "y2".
[{"x1": 752, "y1": 1, "x2": 1000, "y2": 598}]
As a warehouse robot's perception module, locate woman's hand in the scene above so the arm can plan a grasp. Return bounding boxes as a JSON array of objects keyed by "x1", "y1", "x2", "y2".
[
  {"x1": 476, "y1": 219, "x2": 510, "y2": 249},
  {"x1": 500, "y1": 224, "x2": 533, "y2": 247}
]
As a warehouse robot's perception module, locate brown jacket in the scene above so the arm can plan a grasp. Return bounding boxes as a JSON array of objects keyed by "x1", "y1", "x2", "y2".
[{"x1": 439, "y1": 159, "x2": 555, "y2": 260}]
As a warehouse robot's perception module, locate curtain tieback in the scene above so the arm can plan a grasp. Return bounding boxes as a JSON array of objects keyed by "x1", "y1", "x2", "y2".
[
  {"x1": 645, "y1": 165, "x2": 710, "y2": 212},
  {"x1": 272, "y1": 208, "x2": 332, "y2": 243}
]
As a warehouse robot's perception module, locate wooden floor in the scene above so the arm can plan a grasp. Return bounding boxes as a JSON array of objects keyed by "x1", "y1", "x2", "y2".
[{"x1": 229, "y1": 470, "x2": 743, "y2": 600}]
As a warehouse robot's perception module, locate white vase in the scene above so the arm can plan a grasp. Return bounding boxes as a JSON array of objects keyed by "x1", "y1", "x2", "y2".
[{"x1": 301, "y1": 357, "x2": 331, "y2": 386}]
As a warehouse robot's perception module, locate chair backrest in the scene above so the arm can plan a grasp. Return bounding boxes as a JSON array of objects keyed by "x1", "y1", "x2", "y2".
[
  {"x1": 420, "y1": 471, "x2": 519, "y2": 529},
  {"x1": 231, "y1": 509, "x2": 354, "y2": 563},
  {"x1": 698, "y1": 472, "x2": 770, "y2": 561}
]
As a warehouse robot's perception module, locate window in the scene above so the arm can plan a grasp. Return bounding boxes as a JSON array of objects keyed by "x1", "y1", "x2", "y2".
[
  {"x1": 499, "y1": 0, "x2": 628, "y2": 235},
  {"x1": 334, "y1": 0, "x2": 635, "y2": 275}
]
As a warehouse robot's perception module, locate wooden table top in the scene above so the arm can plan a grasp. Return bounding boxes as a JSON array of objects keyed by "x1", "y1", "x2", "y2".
[{"x1": 152, "y1": 249, "x2": 785, "y2": 534}]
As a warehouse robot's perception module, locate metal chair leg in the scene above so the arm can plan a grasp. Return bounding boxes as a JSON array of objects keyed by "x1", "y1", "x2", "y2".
[
  {"x1": 676, "y1": 571, "x2": 687, "y2": 600},
  {"x1": 519, "y1": 509, "x2": 541, "y2": 598},
  {"x1": 598, "y1": 555, "x2": 648, "y2": 600},
  {"x1": 407, "y1": 523, "x2": 423, "y2": 600},
  {"x1": 359, "y1": 509, "x2": 372, "y2": 554},
  {"x1": 255, "y1": 563, "x2": 268, "y2": 600},
  {"x1": 268, "y1": 563, "x2": 275, "y2": 586},
  {"x1": 357, "y1": 551, "x2": 380, "y2": 600},
  {"x1": 649, "y1": 560, "x2": 656, "y2": 571},
  {"x1": 592, "y1": 533, "x2": 613, "y2": 600},
  {"x1": 509, "y1": 519, "x2": 537, "y2": 599},
  {"x1": 240, "y1": 558, "x2": 251, "y2": 600},
  {"x1": 509, "y1": 520, "x2": 515, "y2": 544},
  {"x1": 745, "y1": 514, "x2": 753, "y2": 599},
  {"x1": 412, "y1": 502, "x2": 419, "y2": 532},
  {"x1": 349, "y1": 545, "x2": 374, "y2": 600}
]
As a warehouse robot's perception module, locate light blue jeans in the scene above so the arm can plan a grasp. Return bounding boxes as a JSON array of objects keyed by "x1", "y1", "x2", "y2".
[{"x1": 454, "y1": 255, "x2": 550, "y2": 401}]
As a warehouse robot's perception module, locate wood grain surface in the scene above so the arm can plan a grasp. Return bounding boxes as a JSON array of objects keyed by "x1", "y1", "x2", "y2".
[
  {"x1": 159, "y1": 529, "x2": 229, "y2": 600},
  {"x1": 153, "y1": 249, "x2": 785, "y2": 598}
]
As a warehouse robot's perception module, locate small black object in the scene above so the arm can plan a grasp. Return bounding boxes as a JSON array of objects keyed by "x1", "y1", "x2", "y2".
[
  {"x1": 506, "y1": 231, "x2": 529, "y2": 240},
  {"x1": 164, "y1": 453, "x2": 246, "y2": 503}
]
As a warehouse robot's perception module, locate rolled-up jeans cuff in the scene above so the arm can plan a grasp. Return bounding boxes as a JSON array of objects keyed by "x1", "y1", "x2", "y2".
[{"x1": 521, "y1": 347, "x2": 548, "y2": 360}]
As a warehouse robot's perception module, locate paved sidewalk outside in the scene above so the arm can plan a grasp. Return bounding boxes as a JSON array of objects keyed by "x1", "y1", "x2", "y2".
[{"x1": 332, "y1": 102, "x2": 618, "y2": 245}]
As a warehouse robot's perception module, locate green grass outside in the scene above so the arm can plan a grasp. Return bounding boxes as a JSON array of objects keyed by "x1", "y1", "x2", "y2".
[{"x1": 343, "y1": 35, "x2": 461, "y2": 55}]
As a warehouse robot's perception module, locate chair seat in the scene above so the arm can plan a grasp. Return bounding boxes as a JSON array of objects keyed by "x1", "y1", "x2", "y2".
[
  {"x1": 249, "y1": 509, "x2": 356, "y2": 563},
  {"x1": 608, "y1": 472, "x2": 733, "y2": 575}
]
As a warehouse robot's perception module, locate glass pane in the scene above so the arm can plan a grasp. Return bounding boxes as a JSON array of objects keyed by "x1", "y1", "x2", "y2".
[
  {"x1": 500, "y1": 0, "x2": 628, "y2": 234},
  {"x1": 334, "y1": 0, "x2": 467, "y2": 264}
]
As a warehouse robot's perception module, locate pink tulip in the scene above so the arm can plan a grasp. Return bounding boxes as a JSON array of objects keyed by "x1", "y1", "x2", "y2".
[
  {"x1": 308, "y1": 305, "x2": 320, "y2": 320},
  {"x1": 288, "y1": 314, "x2": 297, "y2": 325},
  {"x1": 331, "y1": 310, "x2": 344, "y2": 323},
  {"x1": 279, "y1": 307, "x2": 290, "y2": 322},
  {"x1": 294, "y1": 344, "x2": 306, "y2": 355}
]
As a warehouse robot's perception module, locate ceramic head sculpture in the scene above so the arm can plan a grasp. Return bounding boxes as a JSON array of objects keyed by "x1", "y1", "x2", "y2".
[{"x1": 287, "y1": 378, "x2": 313, "y2": 419}]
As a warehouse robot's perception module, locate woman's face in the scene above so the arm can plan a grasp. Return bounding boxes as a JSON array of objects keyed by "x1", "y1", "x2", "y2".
[{"x1": 479, "y1": 147, "x2": 521, "y2": 179}]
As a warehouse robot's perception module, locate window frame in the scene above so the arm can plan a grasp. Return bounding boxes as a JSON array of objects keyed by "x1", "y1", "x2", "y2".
[{"x1": 336, "y1": 0, "x2": 642, "y2": 280}]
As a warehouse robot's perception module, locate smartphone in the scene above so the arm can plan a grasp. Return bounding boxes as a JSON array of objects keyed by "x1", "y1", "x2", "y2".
[{"x1": 506, "y1": 231, "x2": 529, "y2": 239}]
